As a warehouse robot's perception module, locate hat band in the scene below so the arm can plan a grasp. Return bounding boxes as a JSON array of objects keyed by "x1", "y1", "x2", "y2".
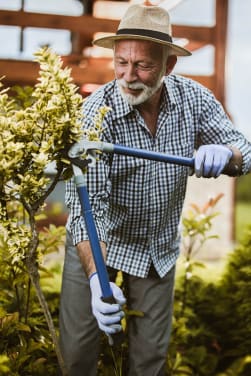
[{"x1": 116, "y1": 28, "x2": 173, "y2": 43}]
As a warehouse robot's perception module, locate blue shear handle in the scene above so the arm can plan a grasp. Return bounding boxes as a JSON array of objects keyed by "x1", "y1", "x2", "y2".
[
  {"x1": 76, "y1": 182, "x2": 125, "y2": 345},
  {"x1": 76, "y1": 184, "x2": 112, "y2": 299},
  {"x1": 113, "y1": 144, "x2": 195, "y2": 167}
]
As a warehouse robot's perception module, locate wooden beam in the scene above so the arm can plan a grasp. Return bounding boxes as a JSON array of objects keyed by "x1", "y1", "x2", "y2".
[
  {"x1": 0, "y1": 60, "x2": 39, "y2": 85},
  {"x1": 0, "y1": 58, "x2": 115, "y2": 87},
  {"x1": 0, "y1": 10, "x2": 119, "y2": 36},
  {"x1": 185, "y1": 40, "x2": 208, "y2": 52},
  {"x1": 172, "y1": 24, "x2": 215, "y2": 44},
  {"x1": 182, "y1": 74, "x2": 215, "y2": 92},
  {"x1": 0, "y1": 58, "x2": 215, "y2": 94},
  {"x1": 0, "y1": 10, "x2": 215, "y2": 44}
]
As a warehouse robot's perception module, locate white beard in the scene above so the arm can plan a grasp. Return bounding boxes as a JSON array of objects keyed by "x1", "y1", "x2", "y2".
[{"x1": 117, "y1": 75, "x2": 165, "y2": 106}]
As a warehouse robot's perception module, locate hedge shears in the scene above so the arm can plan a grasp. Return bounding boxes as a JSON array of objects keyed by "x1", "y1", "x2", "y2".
[{"x1": 68, "y1": 139, "x2": 237, "y2": 345}]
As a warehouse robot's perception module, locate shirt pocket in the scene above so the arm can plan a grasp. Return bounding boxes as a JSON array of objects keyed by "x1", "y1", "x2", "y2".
[
  {"x1": 111, "y1": 154, "x2": 147, "y2": 178},
  {"x1": 110, "y1": 155, "x2": 150, "y2": 209},
  {"x1": 165, "y1": 140, "x2": 193, "y2": 159},
  {"x1": 162, "y1": 113, "x2": 195, "y2": 158}
]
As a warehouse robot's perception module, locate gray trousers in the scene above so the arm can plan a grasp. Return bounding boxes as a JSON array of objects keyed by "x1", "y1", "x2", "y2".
[{"x1": 59, "y1": 232, "x2": 175, "y2": 376}]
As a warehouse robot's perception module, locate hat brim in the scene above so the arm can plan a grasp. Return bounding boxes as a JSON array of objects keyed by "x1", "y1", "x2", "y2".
[{"x1": 93, "y1": 34, "x2": 191, "y2": 57}]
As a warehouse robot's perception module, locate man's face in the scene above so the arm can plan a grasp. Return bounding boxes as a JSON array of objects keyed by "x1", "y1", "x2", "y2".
[{"x1": 114, "y1": 40, "x2": 168, "y2": 106}]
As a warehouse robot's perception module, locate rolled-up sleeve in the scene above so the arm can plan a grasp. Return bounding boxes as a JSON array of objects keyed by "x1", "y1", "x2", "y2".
[{"x1": 197, "y1": 89, "x2": 251, "y2": 174}]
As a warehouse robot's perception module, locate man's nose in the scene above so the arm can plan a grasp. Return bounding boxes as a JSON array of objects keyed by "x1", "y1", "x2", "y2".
[{"x1": 123, "y1": 64, "x2": 137, "y2": 82}]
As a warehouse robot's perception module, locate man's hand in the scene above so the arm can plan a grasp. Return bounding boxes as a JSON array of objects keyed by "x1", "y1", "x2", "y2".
[
  {"x1": 195, "y1": 144, "x2": 233, "y2": 178},
  {"x1": 89, "y1": 272, "x2": 126, "y2": 335}
]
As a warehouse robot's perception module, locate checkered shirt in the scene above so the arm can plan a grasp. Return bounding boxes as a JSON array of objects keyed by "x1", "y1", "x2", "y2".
[{"x1": 66, "y1": 75, "x2": 251, "y2": 278}]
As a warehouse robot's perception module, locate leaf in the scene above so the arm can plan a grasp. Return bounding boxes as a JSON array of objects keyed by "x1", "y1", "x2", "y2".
[
  {"x1": 0, "y1": 355, "x2": 11, "y2": 374},
  {"x1": 125, "y1": 309, "x2": 144, "y2": 318},
  {"x1": 16, "y1": 323, "x2": 31, "y2": 333},
  {"x1": 190, "y1": 203, "x2": 200, "y2": 213},
  {"x1": 192, "y1": 261, "x2": 206, "y2": 269}
]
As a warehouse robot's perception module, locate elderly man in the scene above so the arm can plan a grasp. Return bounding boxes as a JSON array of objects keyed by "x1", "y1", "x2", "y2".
[{"x1": 59, "y1": 4, "x2": 251, "y2": 376}]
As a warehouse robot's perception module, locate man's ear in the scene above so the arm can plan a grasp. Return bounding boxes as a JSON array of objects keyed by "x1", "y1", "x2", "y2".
[{"x1": 165, "y1": 55, "x2": 177, "y2": 75}]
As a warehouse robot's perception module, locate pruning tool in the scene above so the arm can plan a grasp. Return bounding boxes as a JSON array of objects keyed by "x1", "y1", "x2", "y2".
[
  {"x1": 68, "y1": 139, "x2": 237, "y2": 346},
  {"x1": 68, "y1": 140, "x2": 194, "y2": 345}
]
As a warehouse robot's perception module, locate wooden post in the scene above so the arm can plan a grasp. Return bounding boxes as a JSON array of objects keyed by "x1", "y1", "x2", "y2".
[
  {"x1": 214, "y1": 0, "x2": 228, "y2": 106},
  {"x1": 71, "y1": 0, "x2": 94, "y2": 54}
]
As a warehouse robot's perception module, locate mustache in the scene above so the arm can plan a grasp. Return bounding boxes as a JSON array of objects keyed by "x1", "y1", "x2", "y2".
[{"x1": 117, "y1": 79, "x2": 147, "y2": 90}]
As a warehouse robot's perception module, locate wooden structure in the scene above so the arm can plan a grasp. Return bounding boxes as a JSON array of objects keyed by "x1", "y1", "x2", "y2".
[{"x1": 0, "y1": 0, "x2": 228, "y2": 105}]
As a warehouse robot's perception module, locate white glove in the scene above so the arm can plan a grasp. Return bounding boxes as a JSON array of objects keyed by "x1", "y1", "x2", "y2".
[
  {"x1": 89, "y1": 272, "x2": 126, "y2": 335},
  {"x1": 195, "y1": 145, "x2": 232, "y2": 178}
]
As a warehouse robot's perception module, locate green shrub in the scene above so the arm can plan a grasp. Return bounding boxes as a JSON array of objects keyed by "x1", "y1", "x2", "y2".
[
  {"x1": 0, "y1": 47, "x2": 108, "y2": 375},
  {"x1": 167, "y1": 223, "x2": 251, "y2": 376}
]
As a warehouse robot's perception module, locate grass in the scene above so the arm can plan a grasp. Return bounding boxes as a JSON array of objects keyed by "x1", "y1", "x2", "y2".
[{"x1": 235, "y1": 201, "x2": 251, "y2": 244}]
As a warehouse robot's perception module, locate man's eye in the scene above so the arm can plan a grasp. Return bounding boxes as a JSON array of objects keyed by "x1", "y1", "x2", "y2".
[
  {"x1": 117, "y1": 61, "x2": 127, "y2": 65},
  {"x1": 137, "y1": 64, "x2": 150, "y2": 70}
]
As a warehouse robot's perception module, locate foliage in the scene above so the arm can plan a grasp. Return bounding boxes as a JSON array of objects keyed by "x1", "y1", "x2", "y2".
[
  {"x1": 0, "y1": 355, "x2": 11, "y2": 375},
  {"x1": 0, "y1": 221, "x2": 63, "y2": 375},
  {"x1": 166, "y1": 202, "x2": 251, "y2": 376},
  {"x1": 0, "y1": 47, "x2": 109, "y2": 375},
  {"x1": 0, "y1": 48, "x2": 84, "y2": 202},
  {"x1": 182, "y1": 194, "x2": 223, "y2": 257},
  {"x1": 0, "y1": 46, "x2": 85, "y2": 375},
  {"x1": 166, "y1": 194, "x2": 224, "y2": 376},
  {"x1": 205, "y1": 224, "x2": 251, "y2": 372}
]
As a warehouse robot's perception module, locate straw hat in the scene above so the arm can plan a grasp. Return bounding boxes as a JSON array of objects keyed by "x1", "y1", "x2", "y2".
[{"x1": 93, "y1": 4, "x2": 191, "y2": 57}]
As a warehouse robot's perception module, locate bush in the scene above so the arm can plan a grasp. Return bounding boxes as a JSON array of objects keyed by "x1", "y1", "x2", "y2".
[
  {"x1": 0, "y1": 47, "x2": 107, "y2": 375},
  {"x1": 167, "y1": 224, "x2": 251, "y2": 376}
]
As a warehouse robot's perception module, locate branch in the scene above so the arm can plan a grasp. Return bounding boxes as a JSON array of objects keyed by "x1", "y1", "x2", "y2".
[
  {"x1": 33, "y1": 164, "x2": 64, "y2": 212},
  {"x1": 26, "y1": 260, "x2": 68, "y2": 375},
  {"x1": 23, "y1": 196, "x2": 68, "y2": 375}
]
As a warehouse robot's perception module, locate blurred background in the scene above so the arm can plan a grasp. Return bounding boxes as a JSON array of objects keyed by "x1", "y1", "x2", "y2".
[{"x1": 0, "y1": 0, "x2": 250, "y2": 139}]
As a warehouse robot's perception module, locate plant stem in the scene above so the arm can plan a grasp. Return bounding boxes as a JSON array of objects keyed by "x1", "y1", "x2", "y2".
[
  {"x1": 24, "y1": 278, "x2": 31, "y2": 324},
  {"x1": 33, "y1": 166, "x2": 63, "y2": 211},
  {"x1": 110, "y1": 347, "x2": 121, "y2": 376},
  {"x1": 24, "y1": 200, "x2": 68, "y2": 376},
  {"x1": 27, "y1": 260, "x2": 68, "y2": 375},
  {"x1": 12, "y1": 270, "x2": 22, "y2": 318},
  {"x1": 180, "y1": 240, "x2": 193, "y2": 317}
]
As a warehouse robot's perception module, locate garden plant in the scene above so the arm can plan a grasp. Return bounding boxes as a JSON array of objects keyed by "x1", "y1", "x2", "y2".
[{"x1": 0, "y1": 47, "x2": 106, "y2": 375}]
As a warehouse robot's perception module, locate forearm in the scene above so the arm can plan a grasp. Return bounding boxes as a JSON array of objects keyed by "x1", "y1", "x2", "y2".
[
  {"x1": 77, "y1": 240, "x2": 107, "y2": 278},
  {"x1": 225, "y1": 145, "x2": 243, "y2": 176}
]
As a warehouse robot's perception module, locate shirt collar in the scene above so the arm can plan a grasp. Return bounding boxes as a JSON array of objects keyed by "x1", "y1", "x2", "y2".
[
  {"x1": 162, "y1": 77, "x2": 176, "y2": 112},
  {"x1": 108, "y1": 81, "x2": 135, "y2": 120}
]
